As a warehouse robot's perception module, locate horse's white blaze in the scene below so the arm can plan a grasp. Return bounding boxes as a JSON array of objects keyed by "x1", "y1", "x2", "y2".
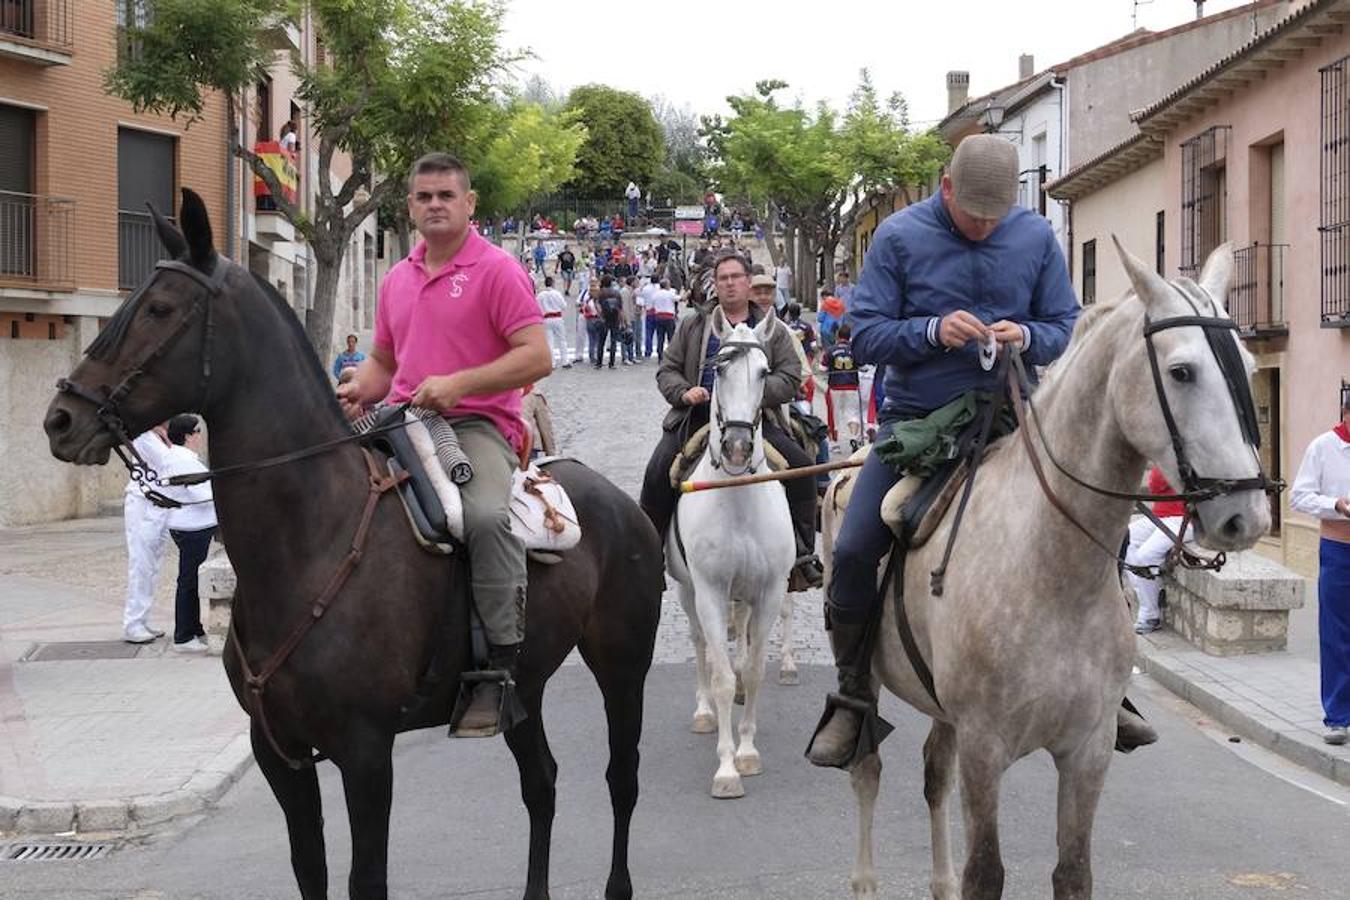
[
  {"x1": 669, "y1": 317, "x2": 796, "y2": 800},
  {"x1": 827, "y1": 241, "x2": 1271, "y2": 895}
]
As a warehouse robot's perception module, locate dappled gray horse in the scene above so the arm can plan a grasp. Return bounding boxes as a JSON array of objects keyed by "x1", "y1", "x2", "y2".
[{"x1": 824, "y1": 240, "x2": 1272, "y2": 899}]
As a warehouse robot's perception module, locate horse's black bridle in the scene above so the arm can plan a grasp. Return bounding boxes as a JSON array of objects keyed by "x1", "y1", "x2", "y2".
[
  {"x1": 55, "y1": 258, "x2": 226, "y2": 502},
  {"x1": 709, "y1": 337, "x2": 765, "y2": 475},
  {"x1": 1019, "y1": 277, "x2": 1281, "y2": 508},
  {"x1": 54, "y1": 256, "x2": 411, "y2": 503}
]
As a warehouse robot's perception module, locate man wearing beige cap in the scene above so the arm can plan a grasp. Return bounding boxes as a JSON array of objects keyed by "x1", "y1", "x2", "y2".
[{"x1": 806, "y1": 134, "x2": 1086, "y2": 767}]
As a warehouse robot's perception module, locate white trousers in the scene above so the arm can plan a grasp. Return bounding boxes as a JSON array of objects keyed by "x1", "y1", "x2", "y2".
[
  {"x1": 544, "y1": 318, "x2": 568, "y2": 365},
  {"x1": 1125, "y1": 515, "x2": 1184, "y2": 624},
  {"x1": 123, "y1": 492, "x2": 170, "y2": 631},
  {"x1": 574, "y1": 313, "x2": 590, "y2": 361}
]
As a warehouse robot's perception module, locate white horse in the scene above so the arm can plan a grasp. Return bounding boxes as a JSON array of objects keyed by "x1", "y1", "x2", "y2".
[
  {"x1": 668, "y1": 311, "x2": 797, "y2": 799},
  {"x1": 826, "y1": 240, "x2": 1272, "y2": 898}
]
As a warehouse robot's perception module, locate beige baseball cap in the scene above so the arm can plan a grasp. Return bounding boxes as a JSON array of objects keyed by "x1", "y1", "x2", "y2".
[
  {"x1": 950, "y1": 134, "x2": 1019, "y2": 221},
  {"x1": 751, "y1": 273, "x2": 776, "y2": 289}
]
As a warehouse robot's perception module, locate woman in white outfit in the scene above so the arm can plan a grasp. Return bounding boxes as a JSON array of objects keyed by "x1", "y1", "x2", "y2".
[
  {"x1": 1125, "y1": 466, "x2": 1186, "y2": 634},
  {"x1": 122, "y1": 425, "x2": 174, "y2": 643}
]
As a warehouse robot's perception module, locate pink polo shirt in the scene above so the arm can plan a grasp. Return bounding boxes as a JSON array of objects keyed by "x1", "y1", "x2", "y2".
[{"x1": 374, "y1": 231, "x2": 542, "y2": 452}]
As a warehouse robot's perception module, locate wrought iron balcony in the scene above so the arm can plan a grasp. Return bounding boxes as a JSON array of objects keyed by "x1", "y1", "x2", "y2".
[
  {"x1": 1230, "y1": 242, "x2": 1289, "y2": 336},
  {"x1": 0, "y1": 0, "x2": 74, "y2": 65},
  {"x1": 118, "y1": 209, "x2": 174, "y2": 290},
  {"x1": 0, "y1": 190, "x2": 74, "y2": 290},
  {"x1": 1018, "y1": 165, "x2": 1047, "y2": 217}
]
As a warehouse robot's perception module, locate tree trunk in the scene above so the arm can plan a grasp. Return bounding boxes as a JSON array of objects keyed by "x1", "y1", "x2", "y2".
[
  {"x1": 304, "y1": 237, "x2": 346, "y2": 361},
  {"x1": 795, "y1": 232, "x2": 815, "y2": 310}
]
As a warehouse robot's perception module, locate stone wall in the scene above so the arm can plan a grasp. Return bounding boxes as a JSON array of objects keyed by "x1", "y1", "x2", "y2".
[{"x1": 1161, "y1": 550, "x2": 1307, "y2": 656}]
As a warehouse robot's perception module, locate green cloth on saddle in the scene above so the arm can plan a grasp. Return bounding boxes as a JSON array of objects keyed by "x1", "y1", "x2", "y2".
[{"x1": 873, "y1": 390, "x2": 1011, "y2": 478}]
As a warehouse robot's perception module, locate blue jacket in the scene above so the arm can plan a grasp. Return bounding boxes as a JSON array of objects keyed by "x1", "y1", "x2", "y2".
[{"x1": 848, "y1": 193, "x2": 1079, "y2": 417}]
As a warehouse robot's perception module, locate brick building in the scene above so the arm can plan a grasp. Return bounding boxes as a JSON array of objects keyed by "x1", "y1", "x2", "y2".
[{"x1": 0, "y1": 0, "x2": 229, "y2": 525}]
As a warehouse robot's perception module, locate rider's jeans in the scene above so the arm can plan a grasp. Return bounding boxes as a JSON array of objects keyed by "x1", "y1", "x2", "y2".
[
  {"x1": 452, "y1": 417, "x2": 527, "y2": 646},
  {"x1": 829, "y1": 418, "x2": 904, "y2": 625}
]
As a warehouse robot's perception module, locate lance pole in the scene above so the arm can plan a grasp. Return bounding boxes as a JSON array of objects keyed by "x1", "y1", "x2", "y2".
[{"x1": 680, "y1": 457, "x2": 865, "y2": 493}]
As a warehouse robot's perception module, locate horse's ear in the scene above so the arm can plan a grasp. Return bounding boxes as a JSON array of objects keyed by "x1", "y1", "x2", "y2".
[
  {"x1": 711, "y1": 306, "x2": 730, "y2": 340},
  {"x1": 752, "y1": 308, "x2": 775, "y2": 343},
  {"x1": 1111, "y1": 234, "x2": 1168, "y2": 312},
  {"x1": 177, "y1": 188, "x2": 216, "y2": 269},
  {"x1": 147, "y1": 202, "x2": 188, "y2": 259},
  {"x1": 1197, "y1": 242, "x2": 1235, "y2": 313}
]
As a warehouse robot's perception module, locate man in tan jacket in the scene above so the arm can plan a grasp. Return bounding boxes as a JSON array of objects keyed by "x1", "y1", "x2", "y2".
[{"x1": 640, "y1": 252, "x2": 823, "y2": 587}]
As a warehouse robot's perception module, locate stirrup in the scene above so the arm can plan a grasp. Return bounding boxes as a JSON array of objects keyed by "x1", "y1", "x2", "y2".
[
  {"x1": 448, "y1": 667, "x2": 527, "y2": 738},
  {"x1": 804, "y1": 690, "x2": 894, "y2": 770}
]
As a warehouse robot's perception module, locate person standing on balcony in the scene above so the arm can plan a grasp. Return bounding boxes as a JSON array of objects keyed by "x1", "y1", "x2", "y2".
[
  {"x1": 279, "y1": 120, "x2": 298, "y2": 154},
  {"x1": 1292, "y1": 389, "x2": 1350, "y2": 746}
]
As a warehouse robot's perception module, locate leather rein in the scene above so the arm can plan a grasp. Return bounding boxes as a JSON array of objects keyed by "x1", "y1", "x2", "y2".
[
  {"x1": 56, "y1": 255, "x2": 413, "y2": 769},
  {"x1": 1005, "y1": 295, "x2": 1284, "y2": 581}
]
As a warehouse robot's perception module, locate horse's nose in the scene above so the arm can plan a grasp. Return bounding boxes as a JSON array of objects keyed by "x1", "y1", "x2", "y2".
[{"x1": 45, "y1": 406, "x2": 72, "y2": 436}]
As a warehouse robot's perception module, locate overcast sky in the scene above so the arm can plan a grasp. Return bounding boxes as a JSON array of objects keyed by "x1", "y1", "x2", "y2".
[{"x1": 500, "y1": 0, "x2": 1260, "y2": 125}]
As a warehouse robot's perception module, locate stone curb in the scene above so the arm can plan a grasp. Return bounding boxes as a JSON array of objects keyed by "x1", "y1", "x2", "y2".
[
  {"x1": 0, "y1": 729, "x2": 254, "y2": 837},
  {"x1": 1135, "y1": 644, "x2": 1350, "y2": 788}
]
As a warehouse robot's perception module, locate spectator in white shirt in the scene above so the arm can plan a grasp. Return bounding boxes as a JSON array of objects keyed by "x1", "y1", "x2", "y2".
[
  {"x1": 122, "y1": 425, "x2": 174, "y2": 643},
  {"x1": 1292, "y1": 391, "x2": 1350, "y2": 745},
  {"x1": 537, "y1": 276, "x2": 570, "y2": 368},
  {"x1": 160, "y1": 415, "x2": 218, "y2": 653}
]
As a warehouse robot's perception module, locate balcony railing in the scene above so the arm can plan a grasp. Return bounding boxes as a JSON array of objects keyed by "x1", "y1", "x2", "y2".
[
  {"x1": 118, "y1": 209, "x2": 174, "y2": 290},
  {"x1": 0, "y1": 0, "x2": 74, "y2": 52},
  {"x1": 0, "y1": 190, "x2": 74, "y2": 289},
  {"x1": 1018, "y1": 165, "x2": 1047, "y2": 217},
  {"x1": 1230, "y1": 242, "x2": 1289, "y2": 336}
]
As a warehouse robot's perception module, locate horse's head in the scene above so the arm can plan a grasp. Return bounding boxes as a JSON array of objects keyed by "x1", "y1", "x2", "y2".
[
  {"x1": 45, "y1": 188, "x2": 231, "y2": 465},
  {"x1": 708, "y1": 310, "x2": 774, "y2": 476},
  {"x1": 1109, "y1": 237, "x2": 1271, "y2": 550}
]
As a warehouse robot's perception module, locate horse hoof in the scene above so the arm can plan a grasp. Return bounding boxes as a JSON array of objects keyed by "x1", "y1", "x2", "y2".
[
  {"x1": 711, "y1": 773, "x2": 745, "y2": 799},
  {"x1": 691, "y1": 712, "x2": 716, "y2": 734},
  {"x1": 851, "y1": 875, "x2": 878, "y2": 899},
  {"x1": 734, "y1": 751, "x2": 762, "y2": 776},
  {"x1": 778, "y1": 668, "x2": 799, "y2": 686}
]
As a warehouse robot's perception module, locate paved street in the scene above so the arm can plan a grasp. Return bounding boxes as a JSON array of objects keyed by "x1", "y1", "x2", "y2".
[{"x1": 3, "y1": 354, "x2": 1349, "y2": 898}]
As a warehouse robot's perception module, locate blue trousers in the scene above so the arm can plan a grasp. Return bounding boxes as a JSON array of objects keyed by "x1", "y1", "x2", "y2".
[
  {"x1": 169, "y1": 526, "x2": 214, "y2": 644},
  {"x1": 1320, "y1": 538, "x2": 1350, "y2": 727},
  {"x1": 644, "y1": 315, "x2": 658, "y2": 356},
  {"x1": 829, "y1": 420, "x2": 903, "y2": 625}
]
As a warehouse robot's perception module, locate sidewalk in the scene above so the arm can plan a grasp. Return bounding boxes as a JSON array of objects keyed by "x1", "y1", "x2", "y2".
[
  {"x1": 1136, "y1": 575, "x2": 1350, "y2": 787},
  {"x1": 0, "y1": 516, "x2": 250, "y2": 836}
]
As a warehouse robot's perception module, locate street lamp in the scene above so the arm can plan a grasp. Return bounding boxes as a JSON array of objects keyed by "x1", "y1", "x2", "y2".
[{"x1": 978, "y1": 102, "x2": 1022, "y2": 140}]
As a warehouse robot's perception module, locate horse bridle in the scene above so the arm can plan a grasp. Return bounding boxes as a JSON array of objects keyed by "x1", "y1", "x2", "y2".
[
  {"x1": 55, "y1": 258, "x2": 225, "y2": 502},
  {"x1": 709, "y1": 337, "x2": 765, "y2": 474},
  {"x1": 1010, "y1": 278, "x2": 1284, "y2": 577},
  {"x1": 53, "y1": 257, "x2": 413, "y2": 503}
]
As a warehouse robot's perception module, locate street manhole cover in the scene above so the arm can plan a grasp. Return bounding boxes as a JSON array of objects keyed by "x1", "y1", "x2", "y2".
[
  {"x1": 1, "y1": 842, "x2": 116, "y2": 862},
  {"x1": 21, "y1": 641, "x2": 142, "y2": 662}
]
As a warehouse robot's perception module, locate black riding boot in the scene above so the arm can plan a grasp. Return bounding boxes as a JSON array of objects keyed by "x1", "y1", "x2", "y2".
[
  {"x1": 452, "y1": 642, "x2": 521, "y2": 738},
  {"x1": 806, "y1": 615, "x2": 888, "y2": 768}
]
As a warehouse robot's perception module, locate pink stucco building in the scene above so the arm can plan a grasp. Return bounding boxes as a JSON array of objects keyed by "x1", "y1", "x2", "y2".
[{"x1": 1051, "y1": 0, "x2": 1350, "y2": 577}]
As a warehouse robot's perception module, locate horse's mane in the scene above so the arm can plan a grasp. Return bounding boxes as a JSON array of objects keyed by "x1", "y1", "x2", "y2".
[{"x1": 246, "y1": 270, "x2": 351, "y2": 429}]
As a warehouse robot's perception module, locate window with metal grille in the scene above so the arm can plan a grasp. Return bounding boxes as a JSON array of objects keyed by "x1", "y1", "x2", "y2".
[
  {"x1": 117, "y1": 127, "x2": 175, "y2": 290},
  {"x1": 1180, "y1": 126, "x2": 1229, "y2": 276},
  {"x1": 1320, "y1": 56, "x2": 1350, "y2": 325},
  {"x1": 1082, "y1": 239, "x2": 1096, "y2": 305},
  {"x1": 1155, "y1": 210, "x2": 1165, "y2": 275}
]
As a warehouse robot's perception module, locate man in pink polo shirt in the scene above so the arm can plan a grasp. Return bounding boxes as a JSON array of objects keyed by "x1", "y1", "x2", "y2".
[{"x1": 337, "y1": 152, "x2": 551, "y2": 737}]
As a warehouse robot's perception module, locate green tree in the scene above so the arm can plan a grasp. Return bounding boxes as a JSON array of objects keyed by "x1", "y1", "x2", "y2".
[
  {"x1": 470, "y1": 102, "x2": 587, "y2": 218},
  {"x1": 709, "y1": 74, "x2": 950, "y2": 302},
  {"x1": 562, "y1": 85, "x2": 664, "y2": 196},
  {"x1": 105, "y1": 0, "x2": 516, "y2": 355},
  {"x1": 649, "y1": 94, "x2": 707, "y2": 203}
]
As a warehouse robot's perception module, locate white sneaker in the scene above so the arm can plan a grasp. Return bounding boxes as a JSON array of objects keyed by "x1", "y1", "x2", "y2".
[
  {"x1": 124, "y1": 624, "x2": 157, "y2": 644},
  {"x1": 172, "y1": 637, "x2": 208, "y2": 654},
  {"x1": 144, "y1": 623, "x2": 166, "y2": 638}
]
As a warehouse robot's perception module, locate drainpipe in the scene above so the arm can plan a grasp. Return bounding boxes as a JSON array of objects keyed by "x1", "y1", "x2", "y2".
[
  {"x1": 1051, "y1": 74, "x2": 1069, "y2": 266},
  {"x1": 224, "y1": 93, "x2": 236, "y2": 259}
]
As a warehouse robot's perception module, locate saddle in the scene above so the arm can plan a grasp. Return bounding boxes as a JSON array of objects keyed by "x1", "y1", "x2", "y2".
[
  {"x1": 668, "y1": 423, "x2": 789, "y2": 488},
  {"x1": 366, "y1": 408, "x2": 581, "y2": 557},
  {"x1": 827, "y1": 445, "x2": 967, "y2": 553}
]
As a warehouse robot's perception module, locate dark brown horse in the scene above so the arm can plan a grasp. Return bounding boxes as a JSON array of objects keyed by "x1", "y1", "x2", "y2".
[{"x1": 43, "y1": 189, "x2": 664, "y2": 900}]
